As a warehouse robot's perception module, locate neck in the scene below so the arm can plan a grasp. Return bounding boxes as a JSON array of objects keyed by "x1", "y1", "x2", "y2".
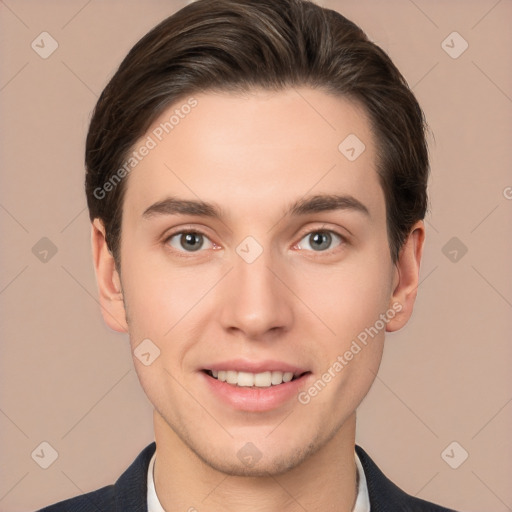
[{"x1": 153, "y1": 410, "x2": 358, "y2": 512}]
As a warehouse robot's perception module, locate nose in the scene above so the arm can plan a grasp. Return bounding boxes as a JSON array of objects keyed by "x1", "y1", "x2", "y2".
[{"x1": 218, "y1": 243, "x2": 294, "y2": 341}]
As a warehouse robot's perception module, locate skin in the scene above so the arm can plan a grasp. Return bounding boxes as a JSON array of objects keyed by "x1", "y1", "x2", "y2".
[{"x1": 91, "y1": 87, "x2": 425, "y2": 512}]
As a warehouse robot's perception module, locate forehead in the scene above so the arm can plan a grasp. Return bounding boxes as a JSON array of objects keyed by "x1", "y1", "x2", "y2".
[{"x1": 122, "y1": 87, "x2": 385, "y2": 225}]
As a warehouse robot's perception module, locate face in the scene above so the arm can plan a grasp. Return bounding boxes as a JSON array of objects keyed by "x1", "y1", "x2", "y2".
[{"x1": 94, "y1": 87, "x2": 423, "y2": 476}]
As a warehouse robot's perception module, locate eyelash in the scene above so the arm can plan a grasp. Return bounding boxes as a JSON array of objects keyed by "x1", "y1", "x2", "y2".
[{"x1": 162, "y1": 226, "x2": 348, "y2": 258}]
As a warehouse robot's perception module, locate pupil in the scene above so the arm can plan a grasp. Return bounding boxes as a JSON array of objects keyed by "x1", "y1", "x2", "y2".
[
  {"x1": 311, "y1": 231, "x2": 330, "y2": 251},
  {"x1": 182, "y1": 233, "x2": 202, "y2": 251}
]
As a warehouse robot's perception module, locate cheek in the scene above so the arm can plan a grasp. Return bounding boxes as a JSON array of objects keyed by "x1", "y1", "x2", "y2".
[
  {"x1": 121, "y1": 248, "x2": 213, "y2": 332},
  {"x1": 301, "y1": 254, "x2": 392, "y2": 341}
]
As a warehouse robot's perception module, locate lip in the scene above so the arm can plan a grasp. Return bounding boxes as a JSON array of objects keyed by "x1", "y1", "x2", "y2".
[
  {"x1": 204, "y1": 358, "x2": 308, "y2": 375},
  {"x1": 199, "y1": 359, "x2": 312, "y2": 412}
]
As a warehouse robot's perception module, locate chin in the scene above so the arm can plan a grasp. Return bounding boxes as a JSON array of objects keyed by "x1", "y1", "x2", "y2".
[{"x1": 195, "y1": 440, "x2": 318, "y2": 477}]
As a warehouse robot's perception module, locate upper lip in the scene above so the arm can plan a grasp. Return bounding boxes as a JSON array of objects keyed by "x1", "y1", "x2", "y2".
[{"x1": 203, "y1": 359, "x2": 309, "y2": 376}]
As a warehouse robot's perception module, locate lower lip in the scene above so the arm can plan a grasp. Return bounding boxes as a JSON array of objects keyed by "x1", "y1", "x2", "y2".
[{"x1": 200, "y1": 371, "x2": 312, "y2": 412}]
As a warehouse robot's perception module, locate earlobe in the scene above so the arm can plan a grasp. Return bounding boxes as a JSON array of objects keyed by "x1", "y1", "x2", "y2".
[
  {"x1": 91, "y1": 218, "x2": 129, "y2": 333},
  {"x1": 386, "y1": 220, "x2": 425, "y2": 333}
]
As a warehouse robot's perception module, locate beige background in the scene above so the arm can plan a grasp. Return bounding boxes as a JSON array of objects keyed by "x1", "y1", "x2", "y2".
[{"x1": 1, "y1": 1, "x2": 511, "y2": 511}]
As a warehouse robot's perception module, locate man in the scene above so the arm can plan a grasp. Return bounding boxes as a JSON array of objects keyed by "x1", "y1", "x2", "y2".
[{"x1": 38, "y1": 0, "x2": 459, "y2": 510}]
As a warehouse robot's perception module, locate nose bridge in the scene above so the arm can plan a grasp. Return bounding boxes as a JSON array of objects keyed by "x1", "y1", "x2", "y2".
[{"x1": 219, "y1": 235, "x2": 293, "y2": 337}]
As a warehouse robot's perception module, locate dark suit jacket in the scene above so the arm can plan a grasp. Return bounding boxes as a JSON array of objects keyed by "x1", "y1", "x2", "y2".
[{"x1": 36, "y1": 442, "x2": 458, "y2": 511}]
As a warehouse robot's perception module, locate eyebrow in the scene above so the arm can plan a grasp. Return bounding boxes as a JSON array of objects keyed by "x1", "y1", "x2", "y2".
[{"x1": 142, "y1": 193, "x2": 370, "y2": 220}]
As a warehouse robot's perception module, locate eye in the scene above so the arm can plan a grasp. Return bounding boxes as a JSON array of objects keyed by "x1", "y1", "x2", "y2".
[
  {"x1": 296, "y1": 229, "x2": 345, "y2": 252},
  {"x1": 165, "y1": 231, "x2": 214, "y2": 253}
]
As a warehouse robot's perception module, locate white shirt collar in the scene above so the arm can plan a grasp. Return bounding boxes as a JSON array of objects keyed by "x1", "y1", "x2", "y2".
[
  {"x1": 146, "y1": 449, "x2": 166, "y2": 512},
  {"x1": 147, "y1": 449, "x2": 370, "y2": 512}
]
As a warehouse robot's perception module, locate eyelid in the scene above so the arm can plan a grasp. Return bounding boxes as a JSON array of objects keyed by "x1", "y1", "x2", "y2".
[
  {"x1": 293, "y1": 226, "x2": 348, "y2": 254},
  {"x1": 163, "y1": 224, "x2": 213, "y2": 241},
  {"x1": 163, "y1": 225, "x2": 216, "y2": 254},
  {"x1": 295, "y1": 224, "x2": 349, "y2": 243}
]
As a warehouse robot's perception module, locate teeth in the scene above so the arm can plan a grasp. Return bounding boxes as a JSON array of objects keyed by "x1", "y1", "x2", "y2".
[
  {"x1": 254, "y1": 371, "x2": 272, "y2": 387},
  {"x1": 211, "y1": 370, "x2": 296, "y2": 387},
  {"x1": 282, "y1": 372, "x2": 293, "y2": 383},
  {"x1": 237, "y1": 371, "x2": 254, "y2": 386},
  {"x1": 271, "y1": 371, "x2": 284, "y2": 385}
]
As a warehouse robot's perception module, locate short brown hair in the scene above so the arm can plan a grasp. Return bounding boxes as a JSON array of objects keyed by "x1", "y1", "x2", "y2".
[{"x1": 85, "y1": 0, "x2": 430, "y2": 269}]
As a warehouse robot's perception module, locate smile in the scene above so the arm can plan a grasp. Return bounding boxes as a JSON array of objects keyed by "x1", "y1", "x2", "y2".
[
  {"x1": 201, "y1": 364, "x2": 312, "y2": 412},
  {"x1": 204, "y1": 369, "x2": 305, "y2": 387}
]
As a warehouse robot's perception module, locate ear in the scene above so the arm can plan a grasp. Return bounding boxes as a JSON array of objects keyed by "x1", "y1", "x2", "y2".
[
  {"x1": 91, "y1": 218, "x2": 128, "y2": 333},
  {"x1": 386, "y1": 220, "x2": 425, "y2": 332}
]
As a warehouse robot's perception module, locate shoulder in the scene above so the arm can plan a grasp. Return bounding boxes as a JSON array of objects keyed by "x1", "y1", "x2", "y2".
[
  {"x1": 35, "y1": 442, "x2": 156, "y2": 512},
  {"x1": 355, "y1": 445, "x2": 460, "y2": 512},
  {"x1": 36, "y1": 485, "x2": 115, "y2": 512}
]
